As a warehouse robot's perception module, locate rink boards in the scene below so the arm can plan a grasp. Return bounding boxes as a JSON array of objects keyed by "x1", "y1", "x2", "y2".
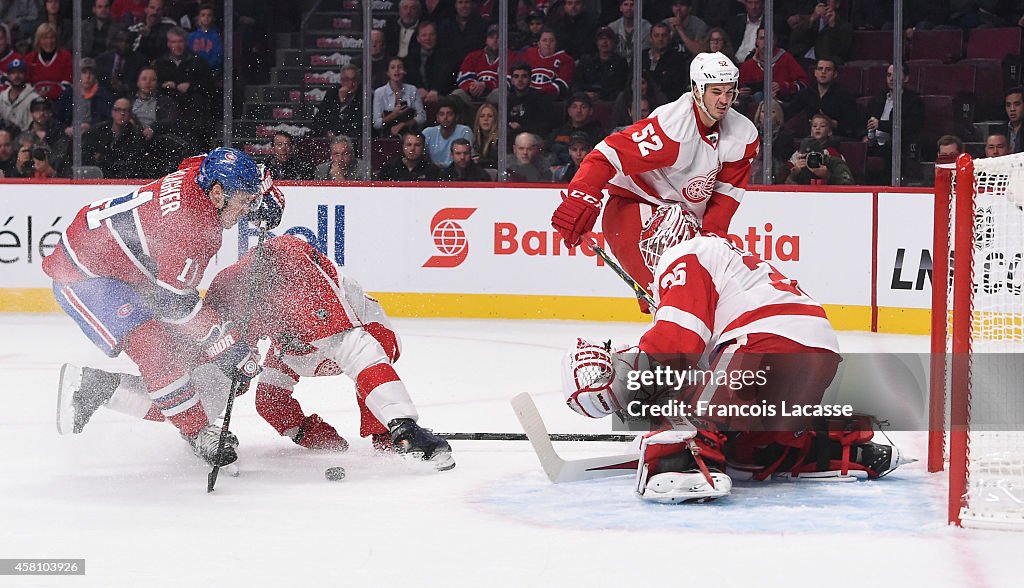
[{"x1": 0, "y1": 181, "x2": 944, "y2": 333}]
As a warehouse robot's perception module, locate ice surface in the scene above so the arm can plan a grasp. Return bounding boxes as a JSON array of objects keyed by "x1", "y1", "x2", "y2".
[{"x1": 1, "y1": 315, "x2": 1022, "y2": 588}]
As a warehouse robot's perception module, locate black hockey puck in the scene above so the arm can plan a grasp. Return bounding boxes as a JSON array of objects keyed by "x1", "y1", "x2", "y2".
[{"x1": 324, "y1": 466, "x2": 346, "y2": 481}]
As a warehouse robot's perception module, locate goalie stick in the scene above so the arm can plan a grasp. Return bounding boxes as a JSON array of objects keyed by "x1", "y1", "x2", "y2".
[
  {"x1": 510, "y1": 392, "x2": 638, "y2": 483},
  {"x1": 583, "y1": 233, "x2": 656, "y2": 309}
]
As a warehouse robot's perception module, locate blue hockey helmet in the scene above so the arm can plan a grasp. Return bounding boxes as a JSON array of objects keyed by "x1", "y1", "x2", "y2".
[{"x1": 196, "y1": 148, "x2": 262, "y2": 198}]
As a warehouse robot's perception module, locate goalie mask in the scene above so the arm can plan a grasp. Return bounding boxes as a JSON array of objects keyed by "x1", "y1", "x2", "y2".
[{"x1": 639, "y1": 205, "x2": 700, "y2": 272}]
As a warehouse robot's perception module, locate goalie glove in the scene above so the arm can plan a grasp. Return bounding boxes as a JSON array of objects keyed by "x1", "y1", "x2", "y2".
[
  {"x1": 551, "y1": 188, "x2": 602, "y2": 247},
  {"x1": 562, "y1": 338, "x2": 640, "y2": 418}
]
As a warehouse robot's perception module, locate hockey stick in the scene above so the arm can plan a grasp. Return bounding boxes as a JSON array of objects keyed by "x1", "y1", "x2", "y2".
[
  {"x1": 510, "y1": 392, "x2": 638, "y2": 483},
  {"x1": 437, "y1": 432, "x2": 636, "y2": 442},
  {"x1": 583, "y1": 233, "x2": 656, "y2": 309},
  {"x1": 208, "y1": 222, "x2": 269, "y2": 493}
]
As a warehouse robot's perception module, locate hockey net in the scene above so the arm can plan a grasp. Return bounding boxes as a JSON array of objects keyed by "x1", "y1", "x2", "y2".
[{"x1": 930, "y1": 152, "x2": 1024, "y2": 529}]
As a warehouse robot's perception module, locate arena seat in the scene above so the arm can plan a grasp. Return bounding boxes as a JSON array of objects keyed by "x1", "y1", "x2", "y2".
[
  {"x1": 919, "y1": 63, "x2": 977, "y2": 97},
  {"x1": 966, "y1": 27, "x2": 1022, "y2": 60},
  {"x1": 839, "y1": 141, "x2": 867, "y2": 183},
  {"x1": 371, "y1": 138, "x2": 403, "y2": 170},
  {"x1": 848, "y1": 31, "x2": 894, "y2": 62},
  {"x1": 909, "y1": 29, "x2": 964, "y2": 63}
]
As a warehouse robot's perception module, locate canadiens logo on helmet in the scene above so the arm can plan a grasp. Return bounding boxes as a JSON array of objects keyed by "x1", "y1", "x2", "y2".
[{"x1": 116, "y1": 304, "x2": 133, "y2": 317}]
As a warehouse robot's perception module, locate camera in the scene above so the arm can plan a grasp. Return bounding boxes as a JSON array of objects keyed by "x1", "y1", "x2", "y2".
[
  {"x1": 806, "y1": 151, "x2": 824, "y2": 169},
  {"x1": 31, "y1": 147, "x2": 48, "y2": 161}
]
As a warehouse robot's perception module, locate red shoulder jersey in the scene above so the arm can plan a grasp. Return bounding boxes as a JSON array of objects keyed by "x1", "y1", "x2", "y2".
[
  {"x1": 25, "y1": 49, "x2": 72, "y2": 101},
  {"x1": 205, "y1": 236, "x2": 360, "y2": 345},
  {"x1": 42, "y1": 160, "x2": 222, "y2": 319},
  {"x1": 520, "y1": 47, "x2": 575, "y2": 98},
  {"x1": 640, "y1": 234, "x2": 838, "y2": 357},
  {"x1": 456, "y1": 49, "x2": 502, "y2": 93}
]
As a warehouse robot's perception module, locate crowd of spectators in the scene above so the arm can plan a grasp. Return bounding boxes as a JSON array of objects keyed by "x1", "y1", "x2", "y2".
[{"x1": 4, "y1": 1, "x2": 1023, "y2": 183}]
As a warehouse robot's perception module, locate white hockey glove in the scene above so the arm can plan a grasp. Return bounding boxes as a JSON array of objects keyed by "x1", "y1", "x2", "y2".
[{"x1": 562, "y1": 338, "x2": 642, "y2": 418}]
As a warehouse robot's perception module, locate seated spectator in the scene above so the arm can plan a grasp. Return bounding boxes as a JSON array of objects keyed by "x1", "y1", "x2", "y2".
[
  {"x1": 0, "y1": 128, "x2": 16, "y2": 176},
  {"x1": 573, "y1": 27, "x2": 628, "y2": 103},
  {"x1": 863, "y1": 63, "x2": 924, "y2": 184},
  {"x1": 440, "y1": 138, "x2": 490, "y2": 182},
  {"x1": 0, "y1": 23, "x2": 22, "y2": 74},
  {"x1": 26, "y1": 96, "x2": 69, "y2": 175},
  {"x1": 370, "y1": 30, "x2": 388, "y2": 89},
  {"x1": 549, "y1": 93, "x2": 606, "y2": 165},
  {"x1": 41, "y1": 0, "x2": 71, "y2": 50},
  {"x1": 373, "y1": 56, "x2": 426, "y2": 138},
  {"x1": 154, "y1": 26, "x2": 214, "y2": 151},
  {"x1": 187, "y1": 3, "x2": 222, "y2": 72},
  {"x1": 611, "y1": 97, "x2": 651, "y2": 132},
  {"x1": 54, "y1": 58, "x2": 115, "y2": 137},
  {"x1": 0, "y1": 58, "x2": 40, "y2": 132},
  {"x1": 984, "y1": 133, "x2": 1008, "y2": 158},
  {"x1": 514, "y1": 9, "x2": 545, "y2": 52},
  {"x1": 25, "y1": 23, "x2": 72, "y2": 101},
  {"x1": 452, "y1": 24, "x2": 502, "y2": 107},
  {"x1": 636, "y1": 22, "x2": 689, "y2": 100},
  {"x1": 423, "y1": 100, "x2": 472, "y2": 167},
  {"x1": 129, "y1": 0, "x2": 177, "y2": 61},
  {"x1": 703, "y1": 26, "x2": 735, "y2": 64},
  {"x1": 11, "y1": 131, "x2": 56, "y2": 178},
  {"x1": 82, "y1": 97, "x2": 143, "y2": 178},
  {"x1": 607, "y1": 0, "x2": 652, "y2": 63},
  {"x1": 2, "y1": 1, "x2": 40, "y2": 44},
  {"x1": 312, "y1": 65, "x2": 363, "y2": 143},
  {"x1": 782, "y1": 129, "x2": 856, "y2": 186},
  {"x1": 936, "y1": 134, "x2": 962, "y2": 162},
  {"x1": 547, "y1": 0, "x2": 598, "y2": 59},
  {"x1": 611, "y1": 70, "x2": 667, "y2": 128},
  {"x1": 751, "y1": 99, "x2": 794, "y2": 184},
  {"x1": 471, "y1": 102, "x2": 499, "y2": 169},
  {"x1": 130, "y1": 66, "x2": 177, "y2": 140},
  {"x1": 726, "y1": 0, "x2": 764, "y2": 63},
  {"x1": 403, "y1": 21, "x2": 457, "y2": 108},
  {"x1": 437, "y1": 0, "x2": 488, "y2": 63},
  {"x1": 314, "y1": 135, "x2": 369, "y2": 181},
  {"x1": 738, "y1": 27, "x2": 808, "y2": 109},
  {"x1": 788, "y1": 0, "x2": 853, "y2": 67},
  {"x1": 508, "y1": 131, "x2": 552, "y2": 182},
  {"x1": 96, "y1": 28, "x2": 147, "y2": 98},
  {"x1": 265, "y1": 131, "x2": 314, "y2": 180},
  {"x1": 83, "y1": 0, "x2": 121, "y2": 58},
  {"x1": 552, "y1": 132, "x2": 590, "y2": 182},
  {"x1": 377, "y1": 129, "x2": 440, "y2": 181},
  {"x1": 520, "y1": 28, "x2": 576, "y2": 99},
  {"x1": 1005, "y1": 87, "x2": 1023, "y2": 154},
  {"x1": 112, "y1": 0, "x2": 147, "y2": 25},
  {"x1": 489, "y1": 62, "x2": 555, "y2": 139},
  {"x1": 664, "y1": 0, "x2": 708, "y2": 57},
  {"x1": 787, "y1": 57, "x2": 858, "y2": 140},
  {"x1": 384, "y1": 0, "x2": 421, "y2": 60}
]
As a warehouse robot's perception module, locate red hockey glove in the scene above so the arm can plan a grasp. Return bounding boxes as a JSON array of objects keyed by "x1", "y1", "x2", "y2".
[
  {"x1": 364, "y1": 322, "x2": 400, "y2": 363},
  {"x1": 292, "y1": 413, "x2": 349, "y2": 452},
  {"x1": 202, "y1": 322, "x2": 262, "y2": 383},
  {"x1": 552, "y1": 188, "x2": 602, "y2": 247}
]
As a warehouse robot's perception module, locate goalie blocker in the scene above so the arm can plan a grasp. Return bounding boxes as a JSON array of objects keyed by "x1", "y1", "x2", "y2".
[{"x1": 560, "y1": 205, "x2": 907, "y2": 503}]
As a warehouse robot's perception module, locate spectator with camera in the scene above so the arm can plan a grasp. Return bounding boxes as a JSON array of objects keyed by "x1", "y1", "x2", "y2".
[
  {"x1": 12, "y1": 131, "x2": 56, "y2": 178},
  {"x1": 377, "y1": 129, "x2": 440, "y2": 181},
  {"x1": 440, "y1": 137, "x2": 490, "y2": 182},
  {"x1": 81, "y1": 96, "x2": 143, "y2": 178},
  {"x1": 0, "y1": 58, "x2": 40, "y2": 132},
  {"x1": 314, "y1": 135, "x2": 369, "y2": 181},
  {"x1": 26, "y1": 97, "x2": 68, "y2": 174},
  {"x1": 787, "y1": 114, "x2": 853, "y2": 185},
  {"x1": 373, "y1": 56, "x2": 426, "y2": 138}
]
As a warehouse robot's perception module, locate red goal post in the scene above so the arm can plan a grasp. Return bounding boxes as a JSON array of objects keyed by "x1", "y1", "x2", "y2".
[{"x1": 930, "y1": 152, "x2": 1024, "y2": 529}]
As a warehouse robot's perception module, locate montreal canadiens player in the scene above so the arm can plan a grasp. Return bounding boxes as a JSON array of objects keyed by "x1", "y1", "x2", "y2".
[
  {"x1": 551, "y1": 52, "x2": 759, "y2": 309},
  {"x1": 57, "y1": 235, "x2": 455, "y2": 471},
  {"x1": 561, "y1": 205, "x2": 905, "y2": 503},
  {"x1": 43, "y1": 148, "x2": 284, "y2": 468}
]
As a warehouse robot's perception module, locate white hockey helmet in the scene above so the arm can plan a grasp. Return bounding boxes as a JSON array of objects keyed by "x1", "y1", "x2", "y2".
[
  {"x1": 639, "y1": 205, "x2": 701, "y2": 272},
  {"x1": 690, "y1": 51, "x2": 740, "y2": 97}
]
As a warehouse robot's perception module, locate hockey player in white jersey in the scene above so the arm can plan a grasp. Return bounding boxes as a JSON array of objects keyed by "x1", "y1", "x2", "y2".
[
  {"x1": 551, "y1": 52, "x2": 759, "y2": 310},
  {"x1": 561, "y1": 205, "x2": 906, "y2": 503}
]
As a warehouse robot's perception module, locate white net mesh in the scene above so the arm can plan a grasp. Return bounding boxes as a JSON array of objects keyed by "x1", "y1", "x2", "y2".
[{"x1": 951, "y1": 153, "x2": 1024, "y2": 528}]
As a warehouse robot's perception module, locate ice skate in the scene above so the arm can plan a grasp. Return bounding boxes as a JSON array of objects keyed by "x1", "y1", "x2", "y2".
[
  {"x1": 641, "y1": 470, "x2": 733, "y2": 503},
  {"x1": 387, "y1": 418, "x2": 455, "y2": 471},
  {"x1": 184, "y1": 425, "x2": 239, "y2": 468},
  {"x1": 56, "y1": 363, "x2": 118, "y2": 435}
]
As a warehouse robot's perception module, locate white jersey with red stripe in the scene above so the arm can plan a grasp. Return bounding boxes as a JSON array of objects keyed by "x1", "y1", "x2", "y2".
[
  {"x1": 571, "y1": 92, "x2": 759, "y2": 235},
  {"x1": 640, "y1": 233, "x2": 838, "y2": 358}
]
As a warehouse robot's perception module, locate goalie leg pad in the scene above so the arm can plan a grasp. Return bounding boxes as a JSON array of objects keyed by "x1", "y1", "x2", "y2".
[{"x1": 636, "y1": 425, "x2": 731, "y2": 502}]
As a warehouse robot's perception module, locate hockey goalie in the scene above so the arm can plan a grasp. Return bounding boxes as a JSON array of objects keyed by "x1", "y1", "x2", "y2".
[
  {"x1": 57, "y1": 235, "x2": 454, "y2": 471},
  {"x1": 562, "y1": 205, "x2": 906, "y2": 503}
]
